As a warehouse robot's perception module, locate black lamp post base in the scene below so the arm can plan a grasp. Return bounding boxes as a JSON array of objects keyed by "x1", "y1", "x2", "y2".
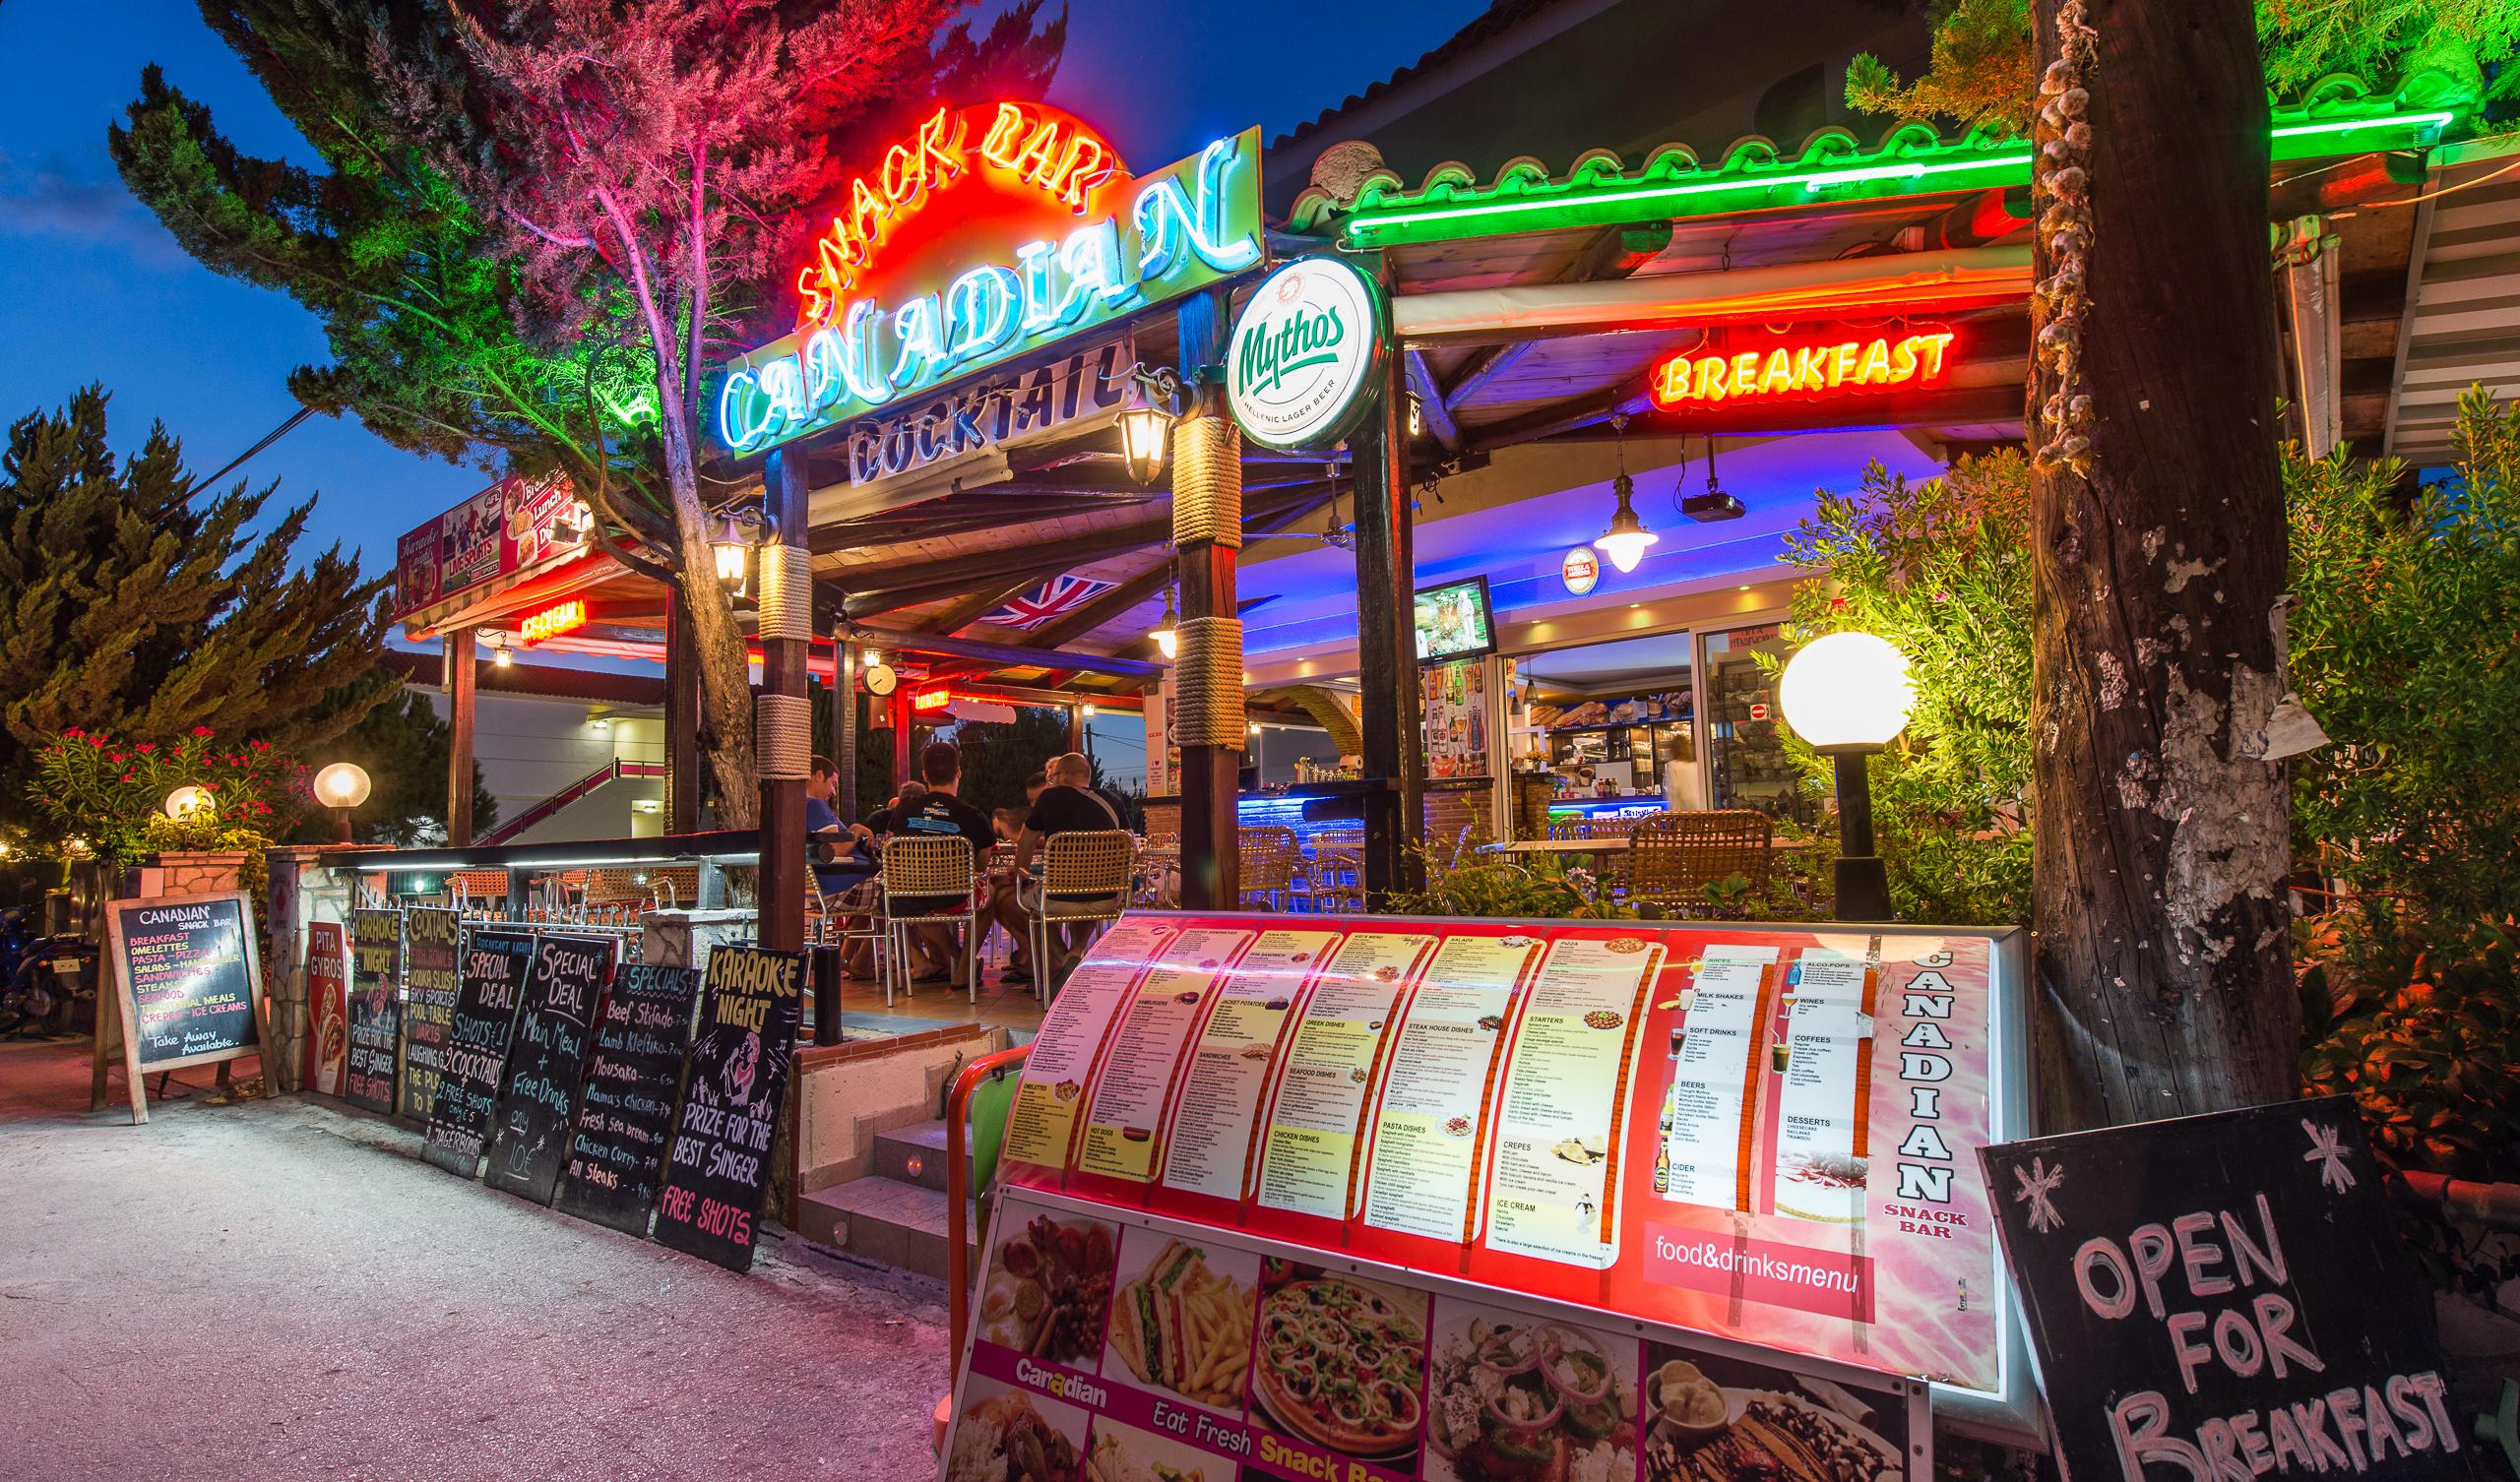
[
  {"x1": 1829, "y1": 751, "x2": 1891, "y2": 921},
  {"x1": 1834, "y1": 853, "x2": 1892, "y2": 922}
]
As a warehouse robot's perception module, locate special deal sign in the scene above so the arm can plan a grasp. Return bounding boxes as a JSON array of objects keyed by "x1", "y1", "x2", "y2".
[{"x1": 714, "y1": 101, "x2": 1263, "y2": 458}]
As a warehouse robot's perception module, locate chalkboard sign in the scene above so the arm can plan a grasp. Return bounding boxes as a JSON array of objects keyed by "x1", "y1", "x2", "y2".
[
  {"x1": 92, "y1": 891, "x2": 268, "y2": 1124},
  {"x1": 397, "y1": 906, "x2": 461, "y2": 1122},
  {"x1": 1984, "y1": 1097, "x2": 2470, "y2": 1481},
  {"x1": 344, "y1": 908, "x2": 403, "y2": 1116},
  {"x1": 482, "y1": 933, "x2": 614, "y2": 1205},
  {"x1": 653, "y1": 946, "x2": 806, "y2": 1271},
  {"x1": 420, "y1": 929, "x2": 535, "y2": 1178},
  {"x1": 553, "y1": 963, "x2": 702, "y2": 1235}
]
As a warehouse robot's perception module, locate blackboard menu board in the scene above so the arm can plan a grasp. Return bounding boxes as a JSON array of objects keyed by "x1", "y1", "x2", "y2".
[
  {"x1": 1984, "y1": 1097, "x2": 2470, "y2": 1481},
  {"x1": 554, "y1": 963, "x2": 702, "y2": 1235},
  {"x1": 653, "y1": 947, "x2": 806, "y2": 1271},
  {"x1": 108, "y1": 895, "x2": 257, "y2": 1066},
  {"x1": 345, "y1": 909, "x2": 403, "y2": 1115},
  {"x1": 482, "y1": 933, "x2": 613, "y2": 1205},
  {"x1": 420, "y1": 929, "x2": 535, "y2": 1178},
  {"x1": 397, "y1": 907, "x2": 461, "y2": 1122}
]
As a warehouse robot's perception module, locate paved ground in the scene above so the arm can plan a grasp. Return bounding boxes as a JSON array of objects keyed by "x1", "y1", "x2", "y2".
[{"x1": 0, "y1": 1038, "x2": 950, "y2": 1481}]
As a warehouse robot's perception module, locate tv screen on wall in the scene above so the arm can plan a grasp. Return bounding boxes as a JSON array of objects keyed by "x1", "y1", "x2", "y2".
[{"x1": 1414, "y1": 576, "x2": 1496, "y2": 662}]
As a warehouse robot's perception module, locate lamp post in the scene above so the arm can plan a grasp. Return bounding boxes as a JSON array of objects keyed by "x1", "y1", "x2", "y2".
[
  {"x1": 311, "y1": 762, "x2": 372, "y2": 844},
  {"x1": 162, "y1": 785, "x2": 211, "y2": 823},
  {"x1": 1776, "y1": 631, "x2": 1915, "y2": 922}
]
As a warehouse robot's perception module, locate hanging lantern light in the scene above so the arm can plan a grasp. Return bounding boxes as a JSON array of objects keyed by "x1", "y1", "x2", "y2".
[
  {"x1": 860, "y1": 647, "x2": 883, "y2": 671},
  {"x1": 1594, "y1": 413, "x2": 1660, "y2": 574},
  {"x1": 1150, "y1": 584, "x2": 1179, "y2": 660},
  {"x1": 712, "y1": 508, "x2": 753, "y2": 592},
  {"x1": 1113, "y1": 364, "x2": 1182, "y2": 485},
  {"x1": 489, "y1": 633, "x2": 513, "y2": 668}
]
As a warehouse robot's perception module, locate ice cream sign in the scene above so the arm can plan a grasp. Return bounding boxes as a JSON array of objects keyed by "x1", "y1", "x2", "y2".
[{"x1": 715, "y1": 101, "x2": 1263, "y2": 457}]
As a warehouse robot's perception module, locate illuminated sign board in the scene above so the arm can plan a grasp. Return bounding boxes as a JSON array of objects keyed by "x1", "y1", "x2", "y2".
[
  {"x1": 1650, "y1": 331, "x2": 1957, "y2": 406},
  {"x1": 519, "y1": 599, "x2": 588, "y2": 647},
  {"x1": 716, "y1": 102, "x2": 1264, "y2": 458},
  {"x1": 911, "y1": 688, "x2": 954, "y2": 712},
  {"x1": 1560, "y1": 546, "x2": 1600, "y2": 595}
]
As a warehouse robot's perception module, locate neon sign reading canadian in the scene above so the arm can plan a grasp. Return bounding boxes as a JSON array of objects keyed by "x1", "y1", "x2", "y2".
[
  {"x1": 1650, "y1": 331, "x2": 1957, "y2": 406},
  {"x1": 718, "y1": 103, "x2": 1265, "y2": 458}
]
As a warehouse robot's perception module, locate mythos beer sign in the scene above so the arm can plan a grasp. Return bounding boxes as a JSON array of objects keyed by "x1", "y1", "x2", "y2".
[
  {"x1": 715, "y1": 102, "x2": 1263, "y2": 457},
  {"x1": 1226, "y1": 257, "x2": 1385, "y2": 452}
]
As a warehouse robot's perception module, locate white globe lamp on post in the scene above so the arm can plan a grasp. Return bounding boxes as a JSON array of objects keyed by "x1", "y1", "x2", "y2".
[
  {"x1": 312, "y1": 762, "x2": 373, "y2": 844},
  {"x1": 1777, "y1": 631, "x2": 1915, "y2": 921},
  {"x1": 162, "y1": 784, "x2": 213, "y2": 823}
]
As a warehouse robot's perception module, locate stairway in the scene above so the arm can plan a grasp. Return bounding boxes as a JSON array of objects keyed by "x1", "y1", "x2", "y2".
[{"x1": 794, "y1": 1119, "x2": 981, "y2": 1281}]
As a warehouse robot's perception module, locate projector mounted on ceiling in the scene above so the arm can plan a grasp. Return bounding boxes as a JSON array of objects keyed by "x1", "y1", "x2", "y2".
[{"x1": 1680, "y1": 435, "x2": 1744, "y2": 522}]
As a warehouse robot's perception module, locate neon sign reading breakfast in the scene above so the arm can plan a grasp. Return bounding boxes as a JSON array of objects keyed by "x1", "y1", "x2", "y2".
[
  {"x1": 519, "y1": 598, "x2": 588, "y2": 647},
  {"x1": 717, "y1": 104, "x2": 1264, "y2": 458},
  {"x1": 1650, "y1": 331, "x2": 1957, "y2": 406}
]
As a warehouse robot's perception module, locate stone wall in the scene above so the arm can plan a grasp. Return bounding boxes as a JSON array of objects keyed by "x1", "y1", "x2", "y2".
[{"x1": 791, "y1": 1023, "x2": 1005, "y2": 1198}]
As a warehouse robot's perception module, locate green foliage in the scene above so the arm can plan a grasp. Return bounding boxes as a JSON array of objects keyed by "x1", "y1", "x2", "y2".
[
  {"x1": 296, "y1": 689, "x2": 498, "y2": 846},
  {"x1": 2286, "y1": 388, "x2": 2520, "y2": 939},
  {"x1": 1387, "y1": 846, "x2": 1637, "y2": 921},
  {"x1": 0, "y1": 390, "x2": 393, "y2": 834},
  {"x1": 1845, "y1": 0, "x2": 2035, "y2": 133},
  {"x1": 1762, "y1": 454, "x2": 2035, "y2": 926},
  {"x1": 30, "y1": 725, "x2": 306, "y2": 867}
]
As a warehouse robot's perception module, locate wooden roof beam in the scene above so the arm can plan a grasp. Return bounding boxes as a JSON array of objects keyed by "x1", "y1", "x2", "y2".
[{"x1": 850, "y1": 625, "x2": 1163, "y2": 678}]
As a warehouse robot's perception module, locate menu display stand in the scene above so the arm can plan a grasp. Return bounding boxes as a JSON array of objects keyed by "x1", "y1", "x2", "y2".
[{"x1": 91, "y1": 890, "x2": 269, "y2": 1126}]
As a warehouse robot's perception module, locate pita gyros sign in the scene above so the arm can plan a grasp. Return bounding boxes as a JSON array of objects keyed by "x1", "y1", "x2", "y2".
[{"x1": 1227, "y1": 257, "x2": 1384, "y2": 452}]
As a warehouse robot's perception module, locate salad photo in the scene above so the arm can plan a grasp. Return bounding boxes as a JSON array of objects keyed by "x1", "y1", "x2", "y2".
[{"x1": 1424, "y1": 1300, "x2": 1637, "y2": 1482}]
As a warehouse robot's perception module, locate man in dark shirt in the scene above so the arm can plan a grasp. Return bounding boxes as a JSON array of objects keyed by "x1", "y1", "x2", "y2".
[
  {"x1": 890, "y1": 741, "x2": 993, "y2": 984},
  {"x1": 990, "y1": 751, "x2": 1124, "y2": 984}
]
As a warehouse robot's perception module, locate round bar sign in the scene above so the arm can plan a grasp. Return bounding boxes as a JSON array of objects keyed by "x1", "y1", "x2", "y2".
[
  {"x1": 1561, "y1": 546, "x2": 1600, "y2": 594},
  {"x1": 1226, "y1": 257, "x2": 1384, "y2": 451}
]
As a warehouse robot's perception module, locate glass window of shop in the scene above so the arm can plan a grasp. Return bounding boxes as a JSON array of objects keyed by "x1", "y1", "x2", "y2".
[
  {"x1": 1513, "y1": 633, "x2": 1699, "y2": 808},
  {"x1": 1698, "y1": 622, "x2": 1816, "y2": 823},
  {"x1": 1249, "y1": 722, "x2": 1340, "y2": 785}
]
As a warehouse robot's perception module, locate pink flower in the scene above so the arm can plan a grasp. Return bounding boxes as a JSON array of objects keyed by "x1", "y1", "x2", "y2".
[
  {"x1": 63, "y1": 727, "x2": 83, "y2": 739},
  {"x1": 191, "y1": 726, "x2": 215, "y2": 737},
  {"x1": 119, "y1": 772, "x2": 135, "y2": 784},
  {"x1": 108, "y1": 752, "x2": 124, "y2": 764},
  {"x1": 134, "y1": 742, "x2": 154, "y2": 754},
  {"x1": 249, "y1": 739, "x2": 271, "y2": 753},
  {"x1": 88, "y1": 735, "x2": 106, "y2": 748},
  {"x1": 251, "y1": 802, "x2": 271, "y2": 815}
]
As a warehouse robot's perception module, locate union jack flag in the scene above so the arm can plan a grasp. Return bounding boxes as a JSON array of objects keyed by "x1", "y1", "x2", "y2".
[{"x1": 986, "y1": 573, "x2": 1117, "y2": 631}]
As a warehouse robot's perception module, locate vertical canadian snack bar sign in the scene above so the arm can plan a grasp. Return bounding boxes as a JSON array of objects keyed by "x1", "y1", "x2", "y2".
[
  {"x1": 654, "y1": 946, "x2": 805, "y2": 1272},
  {"x1": 344, "y1": 908, "x2": 402, "y2": 1115},
  {"x1": 1983, "y1": 1097, "x2": 2470, "y2": 1481}
]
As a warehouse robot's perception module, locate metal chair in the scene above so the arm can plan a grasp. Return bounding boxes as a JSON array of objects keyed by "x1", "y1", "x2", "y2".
[
  {"x1": 1019, "y1": 831, "x2": 1136, "y2": 1005},
  {"x1": 1624, "y1": 810, "x2": 1773, "y2": 916},
  {"x1": 1237, "y1": 825, "x2": 1302, "y2": 910},
  {"x1": 1305, "y1": 831, "x2": 1365, "y2": 914},
  {"x1": 877, "y1": 834, "x2": 980, "y2": 1005},
  {"x1": 813, "y1": 874, "x2": 888, "y2": 985}
]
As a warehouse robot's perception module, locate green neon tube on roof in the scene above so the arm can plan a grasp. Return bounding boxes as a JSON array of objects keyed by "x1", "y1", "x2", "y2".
[{"x1": 1338, "y1": 103, "x2": 2456, "y2": 247}]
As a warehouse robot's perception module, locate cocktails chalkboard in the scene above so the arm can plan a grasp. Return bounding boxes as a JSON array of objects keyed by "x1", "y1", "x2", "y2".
[
  {"x1": 1984, "y1": 1097, "x2": 2470, "y2": 1481},
  {"x1": 553, "y1": 963, "x2": 702, "y2": 1235},
  {"x1": 653, "y1": 946, "x2": 806, "y2": 1271},
  {"x1": 420, "y1": 929, "x2": 535, "y2": 1178},
  {"x1": 397, "y1": 906, "x2": 461, "y2": 1122},
  {"x1": 482, "y1": 933, "x2": 613, "y2": 1205},
  {"x1": 93, "y1": 891, "x2": 268, "y2": 1124},
  {"x1": 344, "y1": 908, "x2": 403, "y2": 1116}
]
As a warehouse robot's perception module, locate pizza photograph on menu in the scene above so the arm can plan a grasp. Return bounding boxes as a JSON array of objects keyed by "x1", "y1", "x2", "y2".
[
  {"x1": 1638, "y1": 1341, "x2": 1907, "y2": 1482},
  {"x1": 1245, "y1": 1259, "x2": 1429, "y2": 1470}
]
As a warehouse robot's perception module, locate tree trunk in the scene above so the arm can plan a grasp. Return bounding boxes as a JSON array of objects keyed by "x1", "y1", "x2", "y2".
[
  {"x1": 2028, "y1": 0, "x2": 2299, "y2": 1131},
  {"x1": 655, "y1": 388, "x2": 759, "y2": 830}
]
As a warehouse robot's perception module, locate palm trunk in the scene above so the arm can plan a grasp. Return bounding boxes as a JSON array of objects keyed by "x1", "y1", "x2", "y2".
[{"x1": 2027, "y1": 0, "x2": 2299, "y2": 1130}]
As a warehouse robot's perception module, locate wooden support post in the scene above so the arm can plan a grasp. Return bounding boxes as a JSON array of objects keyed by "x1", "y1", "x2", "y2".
[
  {"x1": 1066, "y1": 703, "x2": 1085, "y2": 754},
  {"x1": 1173, "y1": 289, "x2": 1240, "y2": 910},
  {"x1": 758, "y1": 449, "x2": 812, "y2": 956},
  {"x1": 1353, "y1": 305, "x2": 1422, "y2": 906},
  {"x1": 443, "y1": 628, "x2": 477, "y2": 846},
  {"x1": 834, "y1": 640, "x2": 859, "y2": 824},
  {"x1": 890, "y1": 693, "x2": 913, "y2": 793},
  {"x1": 665, "y1": 596, "x2": 702, "y2": 832}
]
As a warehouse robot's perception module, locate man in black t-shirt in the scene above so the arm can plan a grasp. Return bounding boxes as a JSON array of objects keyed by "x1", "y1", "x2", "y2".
[
  {"x1": 889, "y1": 742, "x2": 993, "y2": 984},
  {"x1": 989, "y1": 751, "x2": 1124, "y2": 985}
]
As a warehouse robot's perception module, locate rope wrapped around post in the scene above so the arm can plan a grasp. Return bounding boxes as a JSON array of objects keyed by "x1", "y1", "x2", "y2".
[
  {"x1": 1170, "y1": 416, "x2": 1243, "y2": 549},
  {"x1": 755, "y1": 693, "x2": 813, "y2": 780},
  {"x1": 756, "y1": 545, "x2": 816, "y2": 642},
  {"x1": 1170, "y1": 616, "x2": 1246, "y2": 747}
]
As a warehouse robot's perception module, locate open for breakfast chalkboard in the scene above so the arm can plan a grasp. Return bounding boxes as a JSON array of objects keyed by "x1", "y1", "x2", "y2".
[
  {"x1": 420, "y1": 928, "x2": 535, "y2": 1179},
  {"x1": 553, "y1": 963, "x2": 702, "y2": 1236},
  {"x1": 653, "y1": 946, "x2": 806, "y2": 1272},
  {"x1": 482, "y1": 933, "x2": 614, "y2": 1206},
  {"x1": 91, "y1": 890, "x2": 268, "y2": 1125}
]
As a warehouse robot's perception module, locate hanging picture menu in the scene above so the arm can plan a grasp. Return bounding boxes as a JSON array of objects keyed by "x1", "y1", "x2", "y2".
[
  {"x1": 344, "y1": 908, "x2": 402, "y2": 1115},
  {"x1": 304, "y1": 920, "x2": 348, "y2": 1096},
  {"x1": 1359, "y1": 930, "x2": 1543, "y2": 1243},
  {"x1": 654, "y1": 946, "x2": 807, "y2": 1272},
  {"x1": 1076, "y1": 927, "x2": 1253, "y2": 1183},
  {"x1": 420, "y1": 929, "x2": 535, "y2": 1178},
  {"x1": 1002, "y1": 921, "x2": 1176, "y2": 1170},
  {"x1": 396, "y1": 906, "x2": 462, "y2": 1123},
  {"x1": 482, "y1": 933, "x2": 614, "y2": 1205},
  {"x1": 1157, "y1": 929, "x2": 1340, "y2": 1202},
  {"x1": 553, "y1": 963, "x2": 701, "y2": 1236},
  {"x1": 1252, "y1": 931, "x2": 1435, "y2": 1221}
]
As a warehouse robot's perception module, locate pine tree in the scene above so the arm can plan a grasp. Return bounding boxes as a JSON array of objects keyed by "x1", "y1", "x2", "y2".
[{"x1": 0, "y1": 388, "x2": 395, "y2": 824}]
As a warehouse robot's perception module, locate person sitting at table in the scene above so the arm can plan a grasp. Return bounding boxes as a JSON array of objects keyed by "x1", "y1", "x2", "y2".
[
  {"x1": 888, "y1": 742, "x2": 994, "y2": 986},
  {"x1": 992, "y1": 807, "x2": 1025, "y2": 844},
  {"x1": 990, "y1": 751, "x2": 1124, "y2": 988},
  {"x1": 865, "y1": 780, "x2": 927, "y2": 835},
  {"x1": 805, "y1": 754, "x2": 881, "y2": 978}
]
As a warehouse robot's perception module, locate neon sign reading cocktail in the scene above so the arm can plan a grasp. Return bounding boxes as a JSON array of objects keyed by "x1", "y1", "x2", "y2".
[
  {"x1": 717, "y1": 106, "x2": 1264, "y2": 458},
  {"x1": 1651, "y1": 331, "x2": 1957, "y2": 406}
]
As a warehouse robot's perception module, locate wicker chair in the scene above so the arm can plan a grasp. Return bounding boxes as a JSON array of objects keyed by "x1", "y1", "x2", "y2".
[
  {"x1": 1237, "y1": 825, "x2": 1302, "y2": 910},
  {"x1": 1304, "y1": 831, "x2": 1364, "y2": 915},
  {"x1": 877, "y1": 834, "x2": 979, "y2": 1005},
  {"x1": 1018, "y1": 831, "x2": 1136, "y2": 1004},
  {"x1": 1623, "y1": 811, "x2": 1773, "y2": 916}
]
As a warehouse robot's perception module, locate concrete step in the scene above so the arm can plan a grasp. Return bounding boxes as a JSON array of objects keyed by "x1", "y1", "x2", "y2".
[
  {"x1": 872, "y1": 1119, "x2": 954, "y2": 1192},
  {"x1": 796, "y1": 1175, "x2": 979, "y2": 1281}
]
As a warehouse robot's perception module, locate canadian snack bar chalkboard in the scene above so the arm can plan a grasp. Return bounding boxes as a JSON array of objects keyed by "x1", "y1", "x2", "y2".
[
  {"x1": 1984, "y1": 1097, "x2": 2470, "y2": 1481},
  {"x1": 482, "y1": 933, "x2": 613, "y2": 1205},
  {"x1": 554, "y1": 963, "x2": 701, "y2": 1236},
  {"x1": 653, "y1": 946, "x2": 805, "y2": 1272},
  {"x1": 420, "y1": 929, "x2": 535, "y2": 1179},
  {"x1": 345, "y1": 908, "x2": 403, "y2": 1115},
  {"x1": 93, "y1": 890, "x2": 268, "y2": 1124},
  {"x1": 397, "y1": 906, "x2": 462, "y2": 1123}
]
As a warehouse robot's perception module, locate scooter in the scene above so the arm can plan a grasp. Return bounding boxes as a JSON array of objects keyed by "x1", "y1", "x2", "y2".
[{"x1": 0, "y1": 927, "x2": 97, "y2": 1038}]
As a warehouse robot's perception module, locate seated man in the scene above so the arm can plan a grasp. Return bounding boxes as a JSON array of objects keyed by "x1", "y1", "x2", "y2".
[
  {"x1": 990, "y1": 751, "x2": 1125, "y2": 986},
  {"x1": 885, "y1": 742, "x2": 993, "y2": 985}
]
